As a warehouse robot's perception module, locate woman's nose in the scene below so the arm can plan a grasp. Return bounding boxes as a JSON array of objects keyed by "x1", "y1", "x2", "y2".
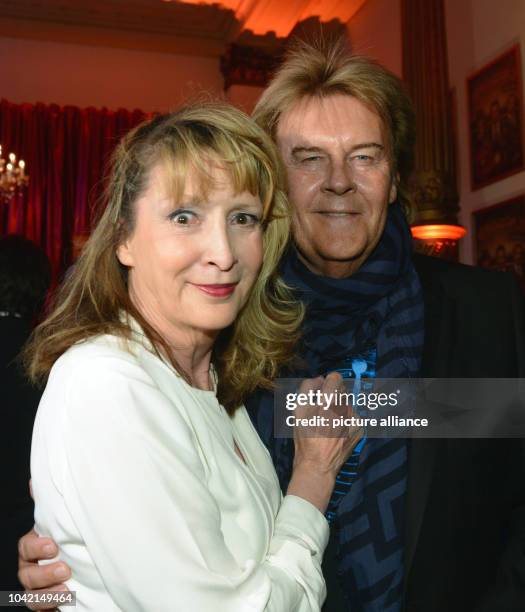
[{"x1": 203, "y1": 223, "x2": 237, "y2": 271}]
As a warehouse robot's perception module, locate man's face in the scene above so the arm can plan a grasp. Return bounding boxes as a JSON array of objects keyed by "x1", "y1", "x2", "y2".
[{"x1": 276, "y1": 94, "x2": 397, "y2": 278}]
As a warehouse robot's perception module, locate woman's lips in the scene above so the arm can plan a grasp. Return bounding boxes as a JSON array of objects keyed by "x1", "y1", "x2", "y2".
[{"x1": 192, "y1": 283, "x2": 238, "y2": 297}]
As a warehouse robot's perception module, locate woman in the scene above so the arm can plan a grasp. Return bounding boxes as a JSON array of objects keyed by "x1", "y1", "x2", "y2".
[{"x1": 27, "y1": 104, "x2": 358, "y2": 611}]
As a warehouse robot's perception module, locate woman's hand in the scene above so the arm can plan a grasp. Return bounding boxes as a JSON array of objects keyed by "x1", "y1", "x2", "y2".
[
  {"x1": 287, "y1": 372, "x2": 363, "y2": 514},
  {"x1": 17, "y1": 528, "x2": 70, "y2": 611}
]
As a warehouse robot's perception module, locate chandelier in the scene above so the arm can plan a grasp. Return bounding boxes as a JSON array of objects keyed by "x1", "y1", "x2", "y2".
[{"x1": 0, "y1": 145, "x2": 28, "y2": 204}]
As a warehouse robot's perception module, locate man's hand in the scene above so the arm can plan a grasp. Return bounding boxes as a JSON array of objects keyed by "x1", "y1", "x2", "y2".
[{"x1": 18, "y1": 528, "x2": 70, "y2": 611}]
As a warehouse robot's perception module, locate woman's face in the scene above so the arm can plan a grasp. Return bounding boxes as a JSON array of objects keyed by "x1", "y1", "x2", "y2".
[{"x1": 117, "y1": 163, "x2": 264, "y2": 341}]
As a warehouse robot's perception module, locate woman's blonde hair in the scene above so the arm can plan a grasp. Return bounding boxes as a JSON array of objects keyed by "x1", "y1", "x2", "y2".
[
  {"x1": 253, "y1": 38, "x2": 416, "y2": 217},
  {"x1": 26, "y1": 103, "x2": 304, "y2": 412}
]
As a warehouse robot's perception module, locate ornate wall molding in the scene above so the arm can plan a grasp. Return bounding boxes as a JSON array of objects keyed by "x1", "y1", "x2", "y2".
[{"x1": 220, "y1": 41, "x2": 283, "y2": 88}]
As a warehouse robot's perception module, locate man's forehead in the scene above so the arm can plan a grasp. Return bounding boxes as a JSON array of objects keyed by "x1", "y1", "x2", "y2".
[{"x1": 276, "y1": 94, "x2": 386, "y2": 147}]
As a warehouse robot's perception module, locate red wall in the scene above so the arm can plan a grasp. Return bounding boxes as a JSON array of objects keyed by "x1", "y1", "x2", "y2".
[{"x1": 0, "y1": 35, "x2": 224, "y2": 112}]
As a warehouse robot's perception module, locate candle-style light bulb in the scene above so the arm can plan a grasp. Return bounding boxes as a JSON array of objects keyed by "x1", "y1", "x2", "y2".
[{"x1": 1, "y1": 148, "x2": 28, "y2": 201}]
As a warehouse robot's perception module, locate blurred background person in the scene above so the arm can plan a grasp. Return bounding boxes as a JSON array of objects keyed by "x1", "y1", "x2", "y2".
[{"x1": 0, "y1": 235, "x2": 51, "y2": 594}]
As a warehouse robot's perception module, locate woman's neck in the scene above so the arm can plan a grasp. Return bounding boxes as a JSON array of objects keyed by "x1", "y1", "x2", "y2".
[
  {"x1": 173, "y1": 343, "x2": 215, "y2": 391},
  {"x1": 130, "y1": 299, "x2": 217, "y2": 391}
]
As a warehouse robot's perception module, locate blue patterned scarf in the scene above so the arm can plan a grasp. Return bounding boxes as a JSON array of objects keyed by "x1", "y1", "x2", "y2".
[{"x1": 246, "y1": 202, "x2": 424, "y2": 611}]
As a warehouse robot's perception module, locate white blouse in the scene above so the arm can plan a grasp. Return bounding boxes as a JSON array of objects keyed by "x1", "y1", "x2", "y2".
[{"x1": 31, "y1": 330, "x2": 329, "y2": 611}]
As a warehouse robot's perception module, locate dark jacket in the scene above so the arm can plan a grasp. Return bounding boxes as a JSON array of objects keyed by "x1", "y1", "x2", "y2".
[
  {"x1": 248, "y1": 252, "x2": 525, "y2": 612},
  {"x1": 0, "y1": 316, "x2": 41, "y2": 591},
  {"x1": 403, "y1": 254, "x2": 525, "y2": 611}
]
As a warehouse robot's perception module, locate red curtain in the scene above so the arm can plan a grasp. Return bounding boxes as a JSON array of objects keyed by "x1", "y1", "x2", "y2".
[{"x1": 0, "y1": 99, "x2": 149, "y2": 281}]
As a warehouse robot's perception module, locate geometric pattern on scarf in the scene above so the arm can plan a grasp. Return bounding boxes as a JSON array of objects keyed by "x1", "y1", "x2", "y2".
[{"x1": 246, "y1": 202, "x2": 424, "y2": 612}]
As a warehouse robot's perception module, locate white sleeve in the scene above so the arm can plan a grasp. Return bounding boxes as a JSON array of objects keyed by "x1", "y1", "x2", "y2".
[{"x1": 56, "y1": 354, "x2": 328, "y2": 612}]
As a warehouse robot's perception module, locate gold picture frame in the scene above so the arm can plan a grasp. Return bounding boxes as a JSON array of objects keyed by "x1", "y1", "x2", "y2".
[{"x1": 467, "y1": 44, "x2": 524, "y2": 190}]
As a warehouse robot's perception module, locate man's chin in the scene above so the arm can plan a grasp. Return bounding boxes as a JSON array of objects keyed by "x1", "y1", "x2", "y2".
[
  {"x1": 316, "y1": 242, "x2": 368, "y2": 263},
  {"x1": 297, "y1": 246, "x2": 369, "y2": 278}
]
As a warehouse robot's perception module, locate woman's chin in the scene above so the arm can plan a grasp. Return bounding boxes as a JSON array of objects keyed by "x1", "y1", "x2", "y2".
[{"x1": 189, "y1": 313, "x2": 239, "y2": 334}]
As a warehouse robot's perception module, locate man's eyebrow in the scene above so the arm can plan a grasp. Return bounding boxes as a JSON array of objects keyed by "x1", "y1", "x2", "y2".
[
  {"x1": 291, "y1": 146, "x2": 325, "y2": 156},
  {"x1": 349, "y1": 142, "x2": 384, "y2": 152},
  {"x1": 290, "y1": 143, "x2": 385, "y2": 156}
]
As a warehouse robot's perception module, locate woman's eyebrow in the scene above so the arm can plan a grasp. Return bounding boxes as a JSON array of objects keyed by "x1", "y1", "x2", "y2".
[
  {"x1": 167, "y1": 194, "x2": 204, "y2": 208},
  {"x1": 229, "y1": 201, "x2": 262, "y2": 210}
]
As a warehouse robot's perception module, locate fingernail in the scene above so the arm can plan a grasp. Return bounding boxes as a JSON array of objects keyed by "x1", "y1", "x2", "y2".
[
  {"x1": 54, "y1": 565, "x2": 68, "y2": 579},
  {"x1": 43, "y1": 544, "x2": 55, "y2": 556}
]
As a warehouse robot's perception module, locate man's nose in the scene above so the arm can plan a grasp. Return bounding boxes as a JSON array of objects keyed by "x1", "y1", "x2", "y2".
[
  {"x1": 204, "y1": 223, "x2": 237, "y2": 271},
  {"x1": 322, "y1": 161, "x2": 356, "y2": 196}
]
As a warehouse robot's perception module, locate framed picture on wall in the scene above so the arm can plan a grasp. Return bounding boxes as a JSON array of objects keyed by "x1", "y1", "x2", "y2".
[
  {"x1": 473, "y1": 194, "x2": 525, "y2": 293},
  {"x1": 467, "y1": 44, "x2": 524, "y2": 190}
]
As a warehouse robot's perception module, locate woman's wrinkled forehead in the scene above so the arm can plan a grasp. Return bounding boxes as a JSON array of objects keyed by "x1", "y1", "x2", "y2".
[{"x1": 150, "y1": 146, "x2": 271, "y2": 210}]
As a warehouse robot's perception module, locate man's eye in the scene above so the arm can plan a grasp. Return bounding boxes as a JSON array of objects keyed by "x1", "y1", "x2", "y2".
[
  {"x1": 301, "y1": 156, "x2": 323, "y2": 163},
  {"x1": 354, "y1": 154, "x2": 373, "y2": 162},
  {"x1": 231, "y1": 212, "x2": 260, "y2": 226},
  {"x1": 169, "y1": 210, "x2": 197, "y2": 225}
]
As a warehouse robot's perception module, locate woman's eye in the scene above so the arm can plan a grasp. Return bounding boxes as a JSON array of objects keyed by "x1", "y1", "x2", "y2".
[
  {"x1": 232, "y1": 213, "x2": 260, "y2": 226},
  {"x1": 169, "y1": 210, "x2": 197, "y2": 225}
]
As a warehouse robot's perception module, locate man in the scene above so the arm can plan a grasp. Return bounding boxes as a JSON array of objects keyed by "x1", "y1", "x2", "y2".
[{"x1": 17, "y1": 40, "x2": 525, "y2": 611}]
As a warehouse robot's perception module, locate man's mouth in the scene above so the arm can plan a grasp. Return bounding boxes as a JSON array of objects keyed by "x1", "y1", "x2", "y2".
[{"x1": 315, "y1": 210, "x2": 360, "y2": 217}]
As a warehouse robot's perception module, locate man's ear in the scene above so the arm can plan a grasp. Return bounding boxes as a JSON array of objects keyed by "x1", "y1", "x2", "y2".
[
  {"x1": 116, "y1": 240, "x2": 134, "y2": 267},
  {"x1": 389, "y1": 172, "x2": 399, "y2": 204}
]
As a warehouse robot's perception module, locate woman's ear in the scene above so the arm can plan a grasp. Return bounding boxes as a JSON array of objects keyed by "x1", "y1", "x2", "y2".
[{"x1": 116, "y1": 240, "x2": 134, "y2": 267}]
